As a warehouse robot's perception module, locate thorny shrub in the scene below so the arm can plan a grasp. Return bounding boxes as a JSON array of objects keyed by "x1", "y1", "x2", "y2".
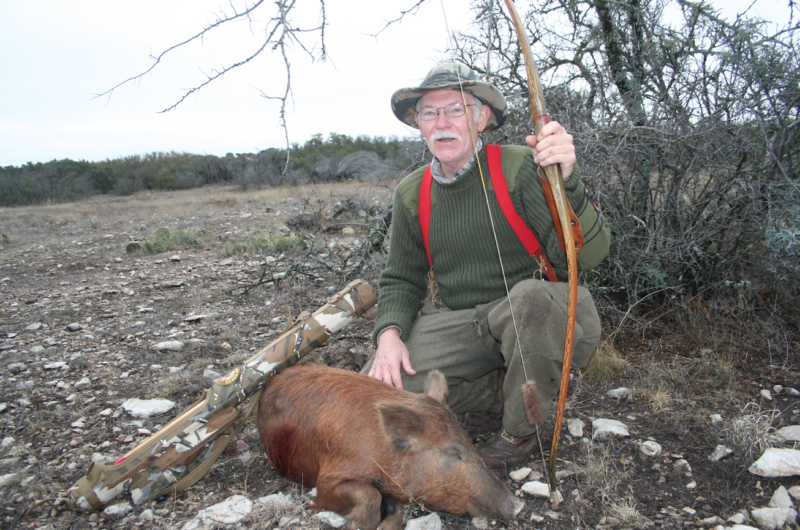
[{"x1": 452, "y1": 0, "x2": 799, "y2": 331}]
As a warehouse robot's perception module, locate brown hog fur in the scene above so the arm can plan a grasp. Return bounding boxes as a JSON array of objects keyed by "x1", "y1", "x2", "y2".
[{"x1": 257, "y1": 363, "x2": 523, "y2": 530}]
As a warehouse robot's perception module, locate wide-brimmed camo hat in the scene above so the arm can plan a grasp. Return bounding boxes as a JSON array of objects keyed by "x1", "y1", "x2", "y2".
[{"x1": 391, "y1": 62, "x2": 507, "y2": 131}]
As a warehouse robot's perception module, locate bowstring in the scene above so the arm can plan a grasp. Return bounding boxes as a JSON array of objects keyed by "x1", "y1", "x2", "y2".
[{"x1": 437, "y1": 0, "x2": 530, "y2": 385}]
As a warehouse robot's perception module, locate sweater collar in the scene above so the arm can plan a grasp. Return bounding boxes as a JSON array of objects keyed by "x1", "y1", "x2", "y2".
[{"x1": 430, "y1": 138, "x2": 484, "y2": 185}]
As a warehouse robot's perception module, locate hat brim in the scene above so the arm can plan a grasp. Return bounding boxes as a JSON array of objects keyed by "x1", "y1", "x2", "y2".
[{"x1": 391, "y1": 81, "x2": 507, "y2": 131}]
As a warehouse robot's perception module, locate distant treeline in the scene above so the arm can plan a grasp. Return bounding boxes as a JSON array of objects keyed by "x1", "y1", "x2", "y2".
[{"x1": 0, "y1": 133, "x2": 427, "y2": 207}]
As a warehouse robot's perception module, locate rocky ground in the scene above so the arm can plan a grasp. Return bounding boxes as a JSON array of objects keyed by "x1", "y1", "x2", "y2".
[{"x1": 0, "y1": 183, "x2": 798, "y2": 530}]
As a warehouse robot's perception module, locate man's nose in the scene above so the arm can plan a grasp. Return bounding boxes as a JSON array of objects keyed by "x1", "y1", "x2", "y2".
[{"x1": 434, "y1": 110, "x2": 452, "y2": 126}]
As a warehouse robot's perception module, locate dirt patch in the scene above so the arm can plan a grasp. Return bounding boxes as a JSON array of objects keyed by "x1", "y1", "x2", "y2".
[{"x1": 0, "y1": 184, "x2": 798, "y2": 530}]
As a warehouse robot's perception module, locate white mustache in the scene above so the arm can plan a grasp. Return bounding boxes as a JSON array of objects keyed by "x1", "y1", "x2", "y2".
[{"x1": 431, "y1": 131, "x2": 462, "y2": 141}]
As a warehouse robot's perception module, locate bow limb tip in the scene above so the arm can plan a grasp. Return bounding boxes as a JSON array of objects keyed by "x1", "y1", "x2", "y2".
[{"x1": 549, "y1": 488, "x2": 564, "y2": 508}]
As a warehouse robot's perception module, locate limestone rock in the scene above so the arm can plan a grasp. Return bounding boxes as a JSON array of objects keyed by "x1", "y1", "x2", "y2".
[
  {"x1": 749, "y1": 448, "x2": 800, "y2": 477},
  {"x1": 182, "y1": 495, "x2": 253, "y2": 530},
  {"x1": 316, "y1": 511, "x2": 347, "y2": 528},
  {"x1": 509, "y1": 467, "x2": 532, "y2": 481},
  {"x1": 769, "y1": 486, "x2": 795, "y2": 509},
  {"x1": 709, "y1": 445, "x2": 734, "y2": 462},
  {"x1": 6, "y1": 362, "x2": 27, "y2": 375},
  {"x1": 150, "y1": 340, "x2": 184, "y2": 351},
  {"x1": 592, "y1": 418, "x2": 630, "y2": 441},
  {"x1": 674, "y1": 458, "x2": 692, "y2": 474},
  {"x1": 103, "y1": 502, "x2": 133, "y2": 518},
  {"x1": 405, "y1": 512, "x2": 443, "y2": 530},
  {"x1": 640, "y1": 441, "x2": 662, "y2": 457},
  {"x1": 750, "y1": 507, "x2": 797, "y2": 530},
  {"x1": 521, "y1": 481, "x2": 551, "y2": 498},
  {"x1": 203, "y1": 368, "x2": 222, "y2": 380},
  {"x1": 257, "y1": 492, "x2": 294, "y2": 515},
  {"x1": 121, "y1": 398, "x2": 176, "y2": 418},
  {"x1": 773, "y1": 425, "x2": 800, "y2": 442},
  {"x1": 44, "y1": 362, "x2": 69, "y2": 370},
  {"x1": 607, "y1": 387, "x2": 631, "y2": 399},
  {"x1": 0, "y1": 474, "x2": 18, "y2": 487},
  {"x1": 183, "y1": 314, "x2": 211, "y2": 322},
  {"x1": 567, "y1": 418, "x2": 585, "y2": 437}
]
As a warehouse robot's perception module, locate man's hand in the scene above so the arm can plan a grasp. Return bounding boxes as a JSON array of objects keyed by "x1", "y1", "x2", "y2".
[
  {"x1": 526, "y1": 120, "x2": 575, "y2": 180},
  {"x1": 369, "y1": 327, "x2": 416, "y2": 389}
]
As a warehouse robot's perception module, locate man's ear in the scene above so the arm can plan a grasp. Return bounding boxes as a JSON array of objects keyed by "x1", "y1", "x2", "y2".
[{"x1": 414, "y1": 109, "x2": 420, "y2": 128}]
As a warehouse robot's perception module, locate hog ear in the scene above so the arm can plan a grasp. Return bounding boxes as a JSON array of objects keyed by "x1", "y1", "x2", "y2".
[
  {"x1": 376, "y1": 402, "x2": 427, "y2": 452},
  {"x1": 424, "y1": 370, "x2": 449, "y2": 405}
]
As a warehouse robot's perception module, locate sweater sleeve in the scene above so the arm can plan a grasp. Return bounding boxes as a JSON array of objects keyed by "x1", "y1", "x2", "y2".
[
  {"x1": 513, "y1": 156, "x2": 611, "y2": 280},
  {"x1": 371, "y1": 191, "x2": 430, "y2": 345}
]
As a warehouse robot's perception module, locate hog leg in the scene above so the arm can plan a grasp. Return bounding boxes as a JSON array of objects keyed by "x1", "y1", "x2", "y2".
[
  {"x1": 312, "y1": 478, "x2": 383, "y2": 530},
  {"x1": 377, "y1": 500, "x2": 404, "y2": 530}
]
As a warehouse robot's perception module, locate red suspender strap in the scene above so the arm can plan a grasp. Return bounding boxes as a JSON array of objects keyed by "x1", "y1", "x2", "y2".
[
  {"x1": 487, "y1": 145, "x2": 559, "y2": 282},
  {"x1": 486, "y1": 144, "x2": 541, "y2": 256},
  {"x1": 419, "y1": 166, "x2": 434, "y2": 268}
]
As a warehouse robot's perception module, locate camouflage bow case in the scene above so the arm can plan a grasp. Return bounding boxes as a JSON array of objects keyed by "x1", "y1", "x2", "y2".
[{"x1": 68, "y1": 279, "x2": 377, "y2": 511}]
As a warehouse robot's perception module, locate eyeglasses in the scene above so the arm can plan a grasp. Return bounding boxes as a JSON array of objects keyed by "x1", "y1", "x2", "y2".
[{"x1": 417, "y1": 102, "x2": 477, "y2": 121}]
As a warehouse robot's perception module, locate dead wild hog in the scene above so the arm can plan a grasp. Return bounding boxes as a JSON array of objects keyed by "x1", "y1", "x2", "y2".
[{"x1": 257, "y1": 363, "x2": 524, "y2": 530}]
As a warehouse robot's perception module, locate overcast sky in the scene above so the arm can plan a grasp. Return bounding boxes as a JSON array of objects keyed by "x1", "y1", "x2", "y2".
[{"x1": 0, "y1": 0, "x2": 792, "y2": 167}]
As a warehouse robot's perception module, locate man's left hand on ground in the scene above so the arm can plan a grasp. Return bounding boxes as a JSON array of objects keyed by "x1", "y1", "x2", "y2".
[{"x1": 526, "y1": 120, "x2": 575, "y2": 180}]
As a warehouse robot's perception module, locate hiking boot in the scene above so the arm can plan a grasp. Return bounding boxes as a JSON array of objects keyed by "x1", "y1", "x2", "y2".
[
  {"x1": 464, "y1": 368, "x2": 505, "y2": 427},
  {"x1": 478, "y1": 428, "x2": 541, "y2": 469}
]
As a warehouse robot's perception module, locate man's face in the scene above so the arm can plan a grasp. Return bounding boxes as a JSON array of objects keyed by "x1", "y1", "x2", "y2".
[{"x1": 415, "y1": 89, "x2": 491, "y2": 179}]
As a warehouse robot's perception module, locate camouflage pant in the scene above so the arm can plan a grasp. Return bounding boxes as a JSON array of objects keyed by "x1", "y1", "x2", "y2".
[{"x1": 362, "y1": 279, "x2": 601, "y2": 437}]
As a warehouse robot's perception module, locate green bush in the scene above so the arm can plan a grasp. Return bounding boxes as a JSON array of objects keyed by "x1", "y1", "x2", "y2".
[
  {"x1": 225, "y1": 230, "x2": 308, "y2": 256},
  {"x1": 127, "y1": 227, "x2": 213, "y2": 254}
]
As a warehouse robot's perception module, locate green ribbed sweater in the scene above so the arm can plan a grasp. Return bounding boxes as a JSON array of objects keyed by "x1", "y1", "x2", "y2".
[{"x1": 372, "y1": 144, "x2": 611, "y2": 344}]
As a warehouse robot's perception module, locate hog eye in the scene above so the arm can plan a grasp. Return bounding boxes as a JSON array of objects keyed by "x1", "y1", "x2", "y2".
[{"x1": 449, "y1": 449, "x2": 463, "y2": 461}]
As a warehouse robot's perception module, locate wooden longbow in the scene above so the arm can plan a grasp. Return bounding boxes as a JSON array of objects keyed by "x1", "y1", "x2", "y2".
[{"x1": 502, "y1": 0, "x2": 579, "y2": 507}]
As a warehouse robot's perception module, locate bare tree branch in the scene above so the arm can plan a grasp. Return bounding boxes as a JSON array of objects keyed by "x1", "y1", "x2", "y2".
[
  {"x1": 369, "y1": 0, "x2": 430, "y2": 38},
  {"x1": 93, "y1": 0, "x2": 270, "y2": 105}
]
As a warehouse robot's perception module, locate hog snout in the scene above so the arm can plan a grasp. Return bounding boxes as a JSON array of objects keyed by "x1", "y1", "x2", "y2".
[
  {"x1": 471, "y1": 495, "x2": 524, "y2": 520},
  {"x1": 496, "y1": 494, "x2": 525, "y2": 519},
  {"x1": 464, "y1": 469, "x2": 524, "y2": 520}
]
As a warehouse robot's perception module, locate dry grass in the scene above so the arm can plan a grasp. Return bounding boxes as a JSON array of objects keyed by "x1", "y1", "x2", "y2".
[
  {"x1": 0, "y1": 181, "x2": 393, "y2": 251},
  {"x1": 575, "y1": 446, "x2": 651, "y2": 529},
  {"x1": 150, "y1": 371, "x2": 194, "y2": 399},
  {"x1": 721, "y1": 402, "x2": 782, "y2": 462},
  {"x1": 582, "y1": 339, "x2": 628, "y2": 384},
  {"x1": 574, "y1": 445, "x2": 619, "y2": 492},
  {"x1": 643, "y1": 386, "x2": 673, "y2": 414},
  {"x1": 604, "y1": 496, "x2": 651, "y2": 529}
]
